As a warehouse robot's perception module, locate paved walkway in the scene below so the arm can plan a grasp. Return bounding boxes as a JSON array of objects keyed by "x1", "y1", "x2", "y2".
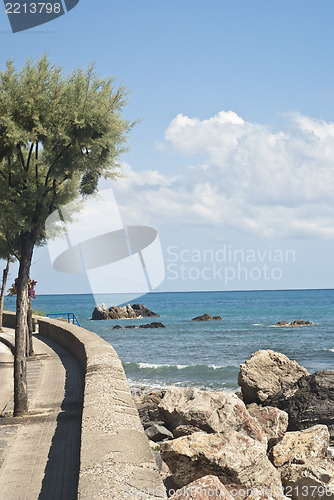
[{"x1": 0, "y1": 328, "x2": 84, "y2": 500}]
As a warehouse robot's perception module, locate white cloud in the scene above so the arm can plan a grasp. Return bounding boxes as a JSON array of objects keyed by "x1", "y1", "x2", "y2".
[{"x1": 112, "y1": 111, "x2": 334, "y2": 239}]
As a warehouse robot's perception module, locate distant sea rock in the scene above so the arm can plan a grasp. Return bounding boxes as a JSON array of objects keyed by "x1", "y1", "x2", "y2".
[
  {"x1": 191, "y1": 313, "x2": 223, "y2": 321},
  {"x1": 92, "y1": 303, "x2": 160, "y2": 320},
  {"x1": 112, "y1": 322, "x2": 166, "y2": 330},
  {"x1": 274, "y1": 320, "x2": 314, "y2": 327}
]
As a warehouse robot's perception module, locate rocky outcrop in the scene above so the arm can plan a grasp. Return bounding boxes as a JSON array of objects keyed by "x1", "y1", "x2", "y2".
[
  {"x1": 238, "y1": 350, "x2": 309, "y2": 404},
  {"x1": 113, "y1": 322, "x2": 166, "y2": 329},
  {"x1": 191, "y1": 314, "x2": 223, "y2": 321},
  {"x1": 169, "y1": 475, "x2": 234, "y2": 499},
  {"x1": 270, "y1": 425, "x2": 330, "y2": 467},
  {"x1": 280, "y1": 459, "x2": 334, "y2": 499},
  {"x1": 265, "y1": 370, "x2": 334, "y2": 439},
  {"x1": 158, "y1": 387, "x2": 267, "y2": 444},
  {"x1": 247, "y1": 405, "x2": 289, "y2": 449},
  {"x1": 160, "y1": 431, "x2": 282, "y2": 492},
  {"x1": 274, "y1": 320, "x2": 314, "y2": 327},
  {"x1": 92, "y1": 303, "x2": 160, "y2": 320}
]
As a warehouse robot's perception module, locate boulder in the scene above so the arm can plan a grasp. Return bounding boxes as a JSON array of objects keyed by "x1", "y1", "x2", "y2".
[
  {"x1": 270, "y1": 425, "x2": 330, "y2": 467},
  {"x1": 169, "y1": 475, "x2": 234, "y2": 499},
  {"x1": 247, "y1": 404, "x2": 289, "y2": 449},
  {"x1": 132, "y1": 303, "x2": 160, "y2": 317},
  {"x1": 238, "y1": 350, "x2": 309, "y2": 404},
  {"x1": 173, "y1": 424, "x2": 203, "y2": 438},
  {"x1": 280, "y1": 458, "x2": 334, "y2": 500},
  {"x1": 160, "y1": 431, "x2": 282, "y2": 492},
  {"x1": 265, "y1": 370, "x2": 334, "y2": 439},
  {"x1": 91, "y1": 303, "x2": 110, "y2": 320},
  {"x1": 92, "y1": 303, "x2": 159, "y2": 320},
  {"x1": 133, "y1": 391, "x2": 164, "y2": 427},
  {"x1": 191, "y1": 314, "x2": 223, "y2": 321},
  {"x1": 225, "y1": 484, "x2": 286, "y2": 500},
  {"x1": 145, "y1": 423, "x2": 173, "y2": 442},
  {"x1": 158, "y1": 387, "x2": 267, "y2": 444}
]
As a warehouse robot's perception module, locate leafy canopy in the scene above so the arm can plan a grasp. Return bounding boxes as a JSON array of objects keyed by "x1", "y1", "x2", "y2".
[{"x1": 0, "y1": 55, "x2": 133, "y2": 254}]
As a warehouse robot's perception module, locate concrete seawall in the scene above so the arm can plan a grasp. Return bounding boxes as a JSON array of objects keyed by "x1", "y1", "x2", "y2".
[{"x1": 2, "y1": 311, "x2": 166, "y2": 499}]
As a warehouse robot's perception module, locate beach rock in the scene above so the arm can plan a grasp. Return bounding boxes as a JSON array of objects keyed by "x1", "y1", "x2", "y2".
[
  {"x1": 158, "y1": 387, "x2": 267, "y2": 444},
  {"x1": 238, "y1": 350, "x2": 309, "y2": 404},
  {"x1": 133, "y1": 391, "x2": 165, "y2": 427},
  {"x1": 274, "y1": 320, "x2": 314, "y2": 327},
  {"x1": 132, "y1": 303, "x2": 160, "y2": 317},
  {"x1": 92, "y1": 303, "x2": 159, "y2": 320},
  {"x1": 280, "y1": 458, "x2": 334, "y2": 499},
  {"x1": 265, "y1": 370, "x2": 334, "y2": 439},
  {"x1": 225, "y1": 484, "x2": 285, "y2": 500},
  {"x1": 191, "y1": 314, "x2": 223, "y2": 321},
  {"x1": 173, "y1": 424, "x2": 203, "y2": 438},
  {"x1": 247, "y1": 404, "x2": 289, "y2": 448},
  {"x1": 169, "y1": 475, "x2": 234, "y2": 499},
  {"x1": 145, "y1": 423, "x2": 173, "y2": 442},
  {"x1": 160, "y1": 431, "x2": 282, "y2": 491},
  {"x1": 91, "y1": 303, "x2": 110, "y2": 320},
  {"x1": 270, "y1": 425, "x2": 330, "y2": 467}
]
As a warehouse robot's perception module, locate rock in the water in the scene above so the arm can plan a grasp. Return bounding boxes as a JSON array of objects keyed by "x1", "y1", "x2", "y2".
[
  {"x1": 132, "y1": 303, "x2": 160, "y2": 317},
  {"x1": 160, "y1": 431, "x2": 282, "y2": 491},
  {"x1": 191, "y1": 314, "x2": 223, "y2": 321},
  {"x1": 169, "y1": 475, "x2": 234, "y2": 499},
  {"x1": 270, "y1": 425, "x2": 330, "y2": 467},
  {"x1": 145, "y1": 423, "x2": 173, "y2": 442},
  {"x1": 139, "y1": 322, "x2": 166, "y2": 328},
  {"x1": 265, "y1": 370, "x2": 334, "y2": 439},
  {"x1": 92, "y1": 303, "x2": 159, "y2": 320},
  {"x1": 274, "y1": 320, "x2": 314, "y2": 327},
  {"x1": 247, "y1": 404, "x2": 289, "y2": 449},
  {"x1": 238, "y1": 350, "x2": 309, "y2": 404},
  {"x1": 280, "y1": 458, "x2": 334, "y2": 499},
  {"x1": 158, "y1": 387, "x2": 267, "y2": 444},
  {"x1": 91, "y1": 303, "x2": 110, "y2": 320}
]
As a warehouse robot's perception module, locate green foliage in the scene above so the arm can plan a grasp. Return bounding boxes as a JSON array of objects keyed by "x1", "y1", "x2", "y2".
[{"x1": 0, "y1": 54, "x2": 134, "y2": 256}]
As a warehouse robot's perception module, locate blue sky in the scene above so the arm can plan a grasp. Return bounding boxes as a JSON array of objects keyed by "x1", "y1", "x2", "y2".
[{"x1": 1, "y1": 1, "x2": 334, "y2": 294}]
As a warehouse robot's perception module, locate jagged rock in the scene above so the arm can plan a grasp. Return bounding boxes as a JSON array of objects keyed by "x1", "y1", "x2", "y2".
[
  {"x1": 145, "y1": 423, "x2": 173, "y2": 442},
  {"x1": 91, "y1": 303, "x2": 110, "y2": 320},
  {"x1": 274, "y1": 320, "x2": 314, "y2": 327},
  {"x1": 265, "y1": 370, "x2": 334, "y2": 439},
  {"x1": 92, "y1": 303, "x2": 159, "y2": 320},
  {"x1": 270, "y1": 425, "x2": 330, "y2": 467},
  {"x1": 112, "y1": 324, "x2": 123, "y2": 329},
  {"x1": 158, "y1": 387, "x2": 267, "y2": 445},
  {"x1": 280, "y1": 458, "x2": 334, "y2": 499},
  {"x1": 133, "y1": 391, "x2": 165, "y2": 427},
  {"x1": 191, "y1": 314, "x2": 223, "y2": 321},
  {"x1": 238, "y1": 350, "x2": 309, "y2": 404},
  {"x1": 132, "y1": 303, "x2": 160, "y2": 317},
  {"x1": 247, "y1": 404, "x2": 289, "y2": 448},
  {"x1": 169, "y1": 475, "x2": 234, "y2": 499},
  {"x1": 173, "y1": 424, "x2": 203, "y2": 438},
  {"x1": 160, "y1": 431, "x2": 282, "y2": 491}
]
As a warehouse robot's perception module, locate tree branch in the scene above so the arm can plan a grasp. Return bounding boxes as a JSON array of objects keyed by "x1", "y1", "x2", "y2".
[
  {"x1": 26, "y1": 143, "x2": 34, "y2": 171},
  {"x1": 17, "y1": 144, "x2": 26, "y2": 171},
  {"x1": 44, "y1": 143, "x2": 72, "y2": 187}
]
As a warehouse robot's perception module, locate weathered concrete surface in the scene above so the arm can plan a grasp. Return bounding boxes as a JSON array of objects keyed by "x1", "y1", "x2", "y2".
[{"x1": 37, "y1": 315, "x2": 166, "y2": 499}]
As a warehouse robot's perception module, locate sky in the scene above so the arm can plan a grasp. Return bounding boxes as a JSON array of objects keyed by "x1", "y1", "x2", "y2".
[{"x1": 1, "y1": 0, "x2": 334, "y2": 295}]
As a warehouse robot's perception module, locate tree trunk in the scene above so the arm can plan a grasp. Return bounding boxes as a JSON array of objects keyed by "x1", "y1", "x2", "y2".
[
  {"x1": 26, "y1": 296, "x2": 34, "y2": 357},
  {"x1": 14, "y1": 235, "x2": 35, "y2": 417},
  {"x1": 0, "y1": 256, "x2": 10, "y2": 332}
]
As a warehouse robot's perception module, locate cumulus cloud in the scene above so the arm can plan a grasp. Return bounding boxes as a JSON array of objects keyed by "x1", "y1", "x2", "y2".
[{"x1": 112, "y1": 111, "x2": 334, "y2": 238}]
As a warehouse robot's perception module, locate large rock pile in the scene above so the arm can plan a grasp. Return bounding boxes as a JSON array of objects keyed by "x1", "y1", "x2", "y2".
[
  {"x1": 92, "y1": 303, "x2": 160, "y2": 320},
  {"x1": 134, "y1": 350, "x2": 334, "y2": 499}
]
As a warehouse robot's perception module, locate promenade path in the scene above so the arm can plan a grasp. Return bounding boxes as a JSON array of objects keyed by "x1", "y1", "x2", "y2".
[{"x1": 0, "y1": 327, "x2": 84, "y2": 500}]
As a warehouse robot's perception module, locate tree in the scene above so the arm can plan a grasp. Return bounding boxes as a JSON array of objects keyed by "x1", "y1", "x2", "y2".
[
  {"x1": 0, "y1": 55, "x2": 134, "y2": 416},
  {"x1": 0, "y1": 235, "x2": 12, "y2": 332}
]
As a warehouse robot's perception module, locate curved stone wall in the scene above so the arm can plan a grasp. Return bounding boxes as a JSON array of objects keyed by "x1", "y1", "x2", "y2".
[{"x1": 2, "y1": 311, "x2": 166, "y2": 499}]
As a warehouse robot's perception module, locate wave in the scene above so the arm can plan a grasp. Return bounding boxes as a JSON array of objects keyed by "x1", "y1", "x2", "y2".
[
  {"x1": 328, "y1": 349, "x2": 334, "y2": 353},
  {"x1": 123, "y1": 361, "x2": 232, "y2": 371}
]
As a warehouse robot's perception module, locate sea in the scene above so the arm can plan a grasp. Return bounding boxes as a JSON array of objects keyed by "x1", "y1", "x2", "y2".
[{"x1": 4, "y1": 289, "x2": 334, "y2": 393}]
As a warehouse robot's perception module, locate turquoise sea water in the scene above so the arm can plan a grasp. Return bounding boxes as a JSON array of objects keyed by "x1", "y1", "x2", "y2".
[{"x1": 4, "y1": 289, "x2": 334, "y2": 392}]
